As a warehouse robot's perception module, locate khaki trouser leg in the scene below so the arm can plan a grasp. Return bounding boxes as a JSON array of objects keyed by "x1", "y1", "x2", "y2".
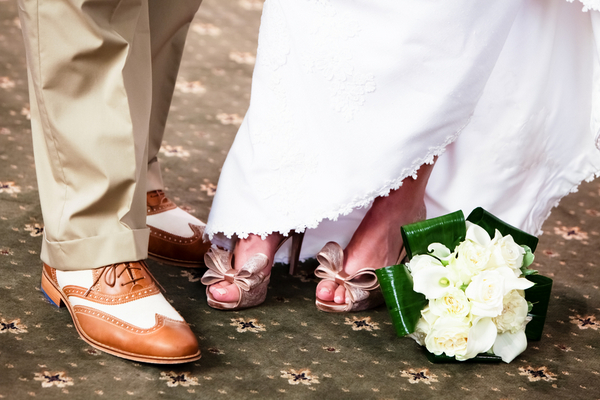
[
  {"x1": 146, "y1": 0, "x2": 203, "y2": 192},
  {"x1": 18, "y1": 0, "x2": 152, "y2": 270}
]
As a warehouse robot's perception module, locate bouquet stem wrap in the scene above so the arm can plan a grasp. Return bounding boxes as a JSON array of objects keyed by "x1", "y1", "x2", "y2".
[{"x1": 376, "y1": 207, "x2": 553, "y2": 363}]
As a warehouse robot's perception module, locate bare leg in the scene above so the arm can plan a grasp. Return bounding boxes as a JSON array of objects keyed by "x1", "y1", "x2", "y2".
[
  {"x1": 208, "y1": 233, "x2": 283, "y2": 303},
  {"x1": 317, "y1": 162, "x2": 435, "y2": 304}
]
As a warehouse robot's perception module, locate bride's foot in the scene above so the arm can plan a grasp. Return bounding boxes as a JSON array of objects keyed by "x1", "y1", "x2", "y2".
[
  {"x1": 315, "y1": 200, "x2": 424, "y2": 305},
  {"x1": 207, "y1": 233, "x2": 283, "y2": 304},
  {"x1": 202, "y1": 231, "x2": 304, "y2": 310},
  {"x1": 316, "y1": 163, "x2": 434, "y2": 308}
]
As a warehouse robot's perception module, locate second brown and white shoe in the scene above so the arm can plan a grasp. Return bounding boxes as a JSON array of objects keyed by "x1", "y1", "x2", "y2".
[
  {"x1": 41, "y1": 261, "x2": 201, "y2": 364},
  {"x1": 146, "y1": 190, "x2": 211, "y2": 267}
]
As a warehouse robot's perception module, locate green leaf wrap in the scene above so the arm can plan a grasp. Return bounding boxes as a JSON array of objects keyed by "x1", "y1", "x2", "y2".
[
  {"x1": 379, "y1": 211, "x2": 466, "y2": 338},
  {"x1": 375, "y1": 264, "x2": 427, "y2": 337},
  {"x1": 401, "y1": 210, "x2": 466, "y2": 259},
  {"x1": 426, "y1": 351, "x2": 502, "y2": 364},
  {"x1": 524, "y1": 274, "x2": 553, "y2": 341},
  {"x1": 377, "y1": 207, "x2": 551, "y2": 363}
]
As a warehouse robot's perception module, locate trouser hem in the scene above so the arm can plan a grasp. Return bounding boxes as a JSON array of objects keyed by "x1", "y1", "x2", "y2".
[{"x1": 40, "y1": 228, "x2": 150, "y2": 271}]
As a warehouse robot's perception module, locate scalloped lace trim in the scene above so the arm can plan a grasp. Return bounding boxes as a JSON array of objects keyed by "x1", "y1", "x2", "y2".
[
  {"x1": 533, "y1": 167, "x2": 600, "y2": 236},
  {"x1": 566, "y1": 0, "x2": 600, "y2": 12},
  {"x1": 206, "y1": 120, "x2": 469, "y2": 240}
]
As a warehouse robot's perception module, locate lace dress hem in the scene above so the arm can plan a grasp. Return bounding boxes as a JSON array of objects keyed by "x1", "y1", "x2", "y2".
[{"x1": 204, "y1": 123, "x2": 467, "y2": 241}]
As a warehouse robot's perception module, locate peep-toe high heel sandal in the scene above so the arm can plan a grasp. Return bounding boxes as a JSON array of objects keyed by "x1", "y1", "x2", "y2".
[
  {"x1": 314, "y1": 242, "x2": 407, "y2": 313},
  {"x1": 200, "y1": 232, "x2": 304, "y2": 310},
  {"x1": 314, "y1": 242, "x2": 384, "y2": 312}
]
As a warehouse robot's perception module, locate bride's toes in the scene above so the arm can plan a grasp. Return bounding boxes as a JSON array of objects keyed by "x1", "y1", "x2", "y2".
[
  {"x1": 209, "y1": 282, "x2": 240, "y2": 303},
  {"x1": 316, "y1": 280, "x2": 337, "y2": 302},
  {"x1": 334, "y1": 284, "x2": 347, "y2": 304}
]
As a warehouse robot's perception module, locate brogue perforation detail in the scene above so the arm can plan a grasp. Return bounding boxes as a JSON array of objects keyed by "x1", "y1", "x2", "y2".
[
  {"x1": 74, "y1": 306, "x2": 168, "y2": 333},
  {"x1": 147, "y1": 204, "x2": 176, "y2": 214},
  {"x1": 41, "y1": 263, "x2": 200, "y2": 363},
  {"x1": 148, "y1": 225, "x2": 204, "y2": 244},
  {"x1": 63, "y1": 286, "x2": 160, "y2": 304}
]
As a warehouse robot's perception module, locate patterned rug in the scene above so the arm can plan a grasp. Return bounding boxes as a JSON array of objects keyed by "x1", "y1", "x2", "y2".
[{"x1": 1, "y1": 1, "x2": 599, "y2": 399}]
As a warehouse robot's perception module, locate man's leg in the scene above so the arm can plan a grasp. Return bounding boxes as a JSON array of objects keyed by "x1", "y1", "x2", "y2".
[
  {"x1": 18, "y1": 0, "x2": 200, "y2": 363},
  {"x1": 20, "y1": 0, "x2": 151, "y2": 270},
  {"x1": 145, "y1": 0, "x2": 210, "y2": 267}
]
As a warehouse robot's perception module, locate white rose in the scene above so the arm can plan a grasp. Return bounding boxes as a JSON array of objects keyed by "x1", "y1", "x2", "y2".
[
  {"x1": 466, "y1": 267, "x2": 534, "y2": 319},
  {"x1": 424, "y1": 316, "x2": 471, "y2": 358},
  {"x1": 448, "y1": 232, "x2": 493, "y2": 284},
  {"x1": 464, "y1": 269, "x2": 505, "y2": 318},
  {"x1": 489, "y1": 232, "x2": 525, "y2": 276},
  {"x1": 429, "y1": 287, "x2": 471, "y2": 319},
  {"x1": 493, "y1": 290, "x2": 529, "y2": 334}
]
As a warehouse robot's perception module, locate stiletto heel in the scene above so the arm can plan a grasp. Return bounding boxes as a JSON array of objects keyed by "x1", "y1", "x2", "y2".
[
  {"x1": 201, "y1": 232, "x2": 304, "y2": 310},
  {"x1": 288, "y1": 231, "x2": 304, "y2": 275}
]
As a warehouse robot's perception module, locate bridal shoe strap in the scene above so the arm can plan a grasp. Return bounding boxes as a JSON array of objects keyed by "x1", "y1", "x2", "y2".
[
  {"x1": 314, "y1": 242, "x2": 380, "y2": 304},
  {"x1": 316, "y1": 242, "x2": 345, "y2": 273},
  {"x1": 201, "y1": 247, "x2": 268, "y2": 291}
]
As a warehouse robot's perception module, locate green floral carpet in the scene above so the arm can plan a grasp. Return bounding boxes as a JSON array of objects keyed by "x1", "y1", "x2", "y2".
[{"x1": 1, "y1": 1, "x2": 600, "y2": 399}]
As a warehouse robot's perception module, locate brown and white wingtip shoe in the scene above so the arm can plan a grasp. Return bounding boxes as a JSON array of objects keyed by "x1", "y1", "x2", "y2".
[
  {"x1": 40, "y1": 262, "x2": 201, "y2": 364},
  {"x1": 146, "y1": 190, "x2": 211, "y2": 268}
]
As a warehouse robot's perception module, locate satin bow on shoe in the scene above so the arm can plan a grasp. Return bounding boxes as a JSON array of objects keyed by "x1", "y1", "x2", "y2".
[
  {"x1": 314, "y1": 242, "x2": 384, "y2": 312},
  {"x1": 201, "y1": 246, "x2": 270, "y2": 310}
]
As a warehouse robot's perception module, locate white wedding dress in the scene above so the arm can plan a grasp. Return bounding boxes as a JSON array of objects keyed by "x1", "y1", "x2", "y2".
[{"x1": 206, "y1": 0, "x2": 600, "y2": 262}]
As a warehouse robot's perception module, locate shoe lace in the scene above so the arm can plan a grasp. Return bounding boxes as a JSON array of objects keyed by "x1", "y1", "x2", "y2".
[
  {"x1": 156, "y1": 190, "x2": 169, "y2": 205},
  {"x1": 149, "y1": 190, "x2": 173, "y2": 208},
  {"x1": 83, "y1": 262, "x2": 148, "y2": 297}
]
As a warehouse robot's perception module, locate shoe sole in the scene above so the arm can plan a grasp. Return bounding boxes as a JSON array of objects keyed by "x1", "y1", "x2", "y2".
[{"x1": 40, "y1": 269, "x2": 201, "y2": 364}]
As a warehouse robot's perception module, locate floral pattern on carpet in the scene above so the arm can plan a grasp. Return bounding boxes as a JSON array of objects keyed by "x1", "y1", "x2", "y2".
[{"x1": 1, "y1": 0, "x2": 600, "y2": 399}]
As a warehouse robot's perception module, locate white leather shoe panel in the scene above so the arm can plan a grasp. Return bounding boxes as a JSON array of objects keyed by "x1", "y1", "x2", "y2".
[
  {"x1": 147, "y1": 207, "x2": 204, "y2": 237},
  {"x1": 56, "y1": 269, "x2": 94, "y2": 290},
  {"x1": 67, "y1": 293, "x2": 185, "y2": 329}
]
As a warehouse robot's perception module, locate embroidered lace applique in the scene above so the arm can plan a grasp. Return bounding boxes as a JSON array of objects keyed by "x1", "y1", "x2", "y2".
[
  {"x1": 207, "y1": 121, "x2": 467, "y2": 240},
  {"x1": 250, "y1": 0, "x2": 319, "y2": 213},
  {"x1": 300, "y1": 0, "x2": 376, "y2": 121},
  {"x1": 251, "y1": 0, "x2": 290, "y2": 146},
  {"x1": 242, "y1": 0, "x2": 378, "y2": 222},
  {"x1": 255, "y1": 1, "x2": 290, "y2": 73},
  {"x1": 205, "y1": 0, "x2": 600, "y2": 242}
]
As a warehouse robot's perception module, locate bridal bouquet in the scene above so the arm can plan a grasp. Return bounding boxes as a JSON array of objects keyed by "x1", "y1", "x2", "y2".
[{"x1": 376, "y1": 208, "x2": 552, "y2": 363}]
